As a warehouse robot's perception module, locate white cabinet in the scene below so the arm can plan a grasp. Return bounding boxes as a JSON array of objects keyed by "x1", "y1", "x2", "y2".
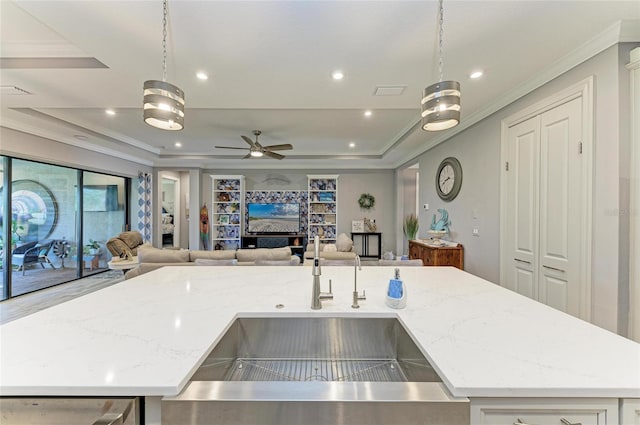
[
  {"x1": 622, "y1": 399, "x2": 640, "y2": 425},
  {"x1": 471, "y1": 398, "x2": 618, "y2": 425},
  {"x1": 307, "y1": 175, "x2": 338, "y2": 244},
  {"x1": 211, "y1": 175, "x2": 244, "y2": 250}
]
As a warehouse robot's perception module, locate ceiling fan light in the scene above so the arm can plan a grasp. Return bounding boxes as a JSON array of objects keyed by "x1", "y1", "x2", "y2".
[
  {"x1": 421, "y1": 80, "x2": 460, "y2": 132},
  {"x1": 144, "y1": 80, "x2": 185, "y2": 130},
  {"x1": 250, "y1": 150, "x2": 264, "y2": 157}
]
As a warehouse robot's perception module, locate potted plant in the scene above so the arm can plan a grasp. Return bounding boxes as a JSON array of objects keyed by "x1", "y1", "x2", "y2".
[
  {"x1": 85, "y1": 239, "x2": 100, "y2": 255},
  {"x1": 403, "y1": 214, "x2": 419, "y2": 241}
]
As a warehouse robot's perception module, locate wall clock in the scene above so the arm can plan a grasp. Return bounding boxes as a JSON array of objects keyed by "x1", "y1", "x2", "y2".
[{"x1": 435, "y1": 157, "x2": 463, "y2": 201}]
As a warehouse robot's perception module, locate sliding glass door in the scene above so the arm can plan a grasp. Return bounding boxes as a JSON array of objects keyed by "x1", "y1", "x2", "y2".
[
  {"x1": 0, "y1": 157, "x2": 129, "y2": 298},
  {"x1": 82, "y1": 171, "x2": 126, "y2": 277}
]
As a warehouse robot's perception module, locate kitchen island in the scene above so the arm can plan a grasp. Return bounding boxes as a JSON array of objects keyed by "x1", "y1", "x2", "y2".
[{"x1": 1, "y1": 266, "x2": 638, "y2": 423}]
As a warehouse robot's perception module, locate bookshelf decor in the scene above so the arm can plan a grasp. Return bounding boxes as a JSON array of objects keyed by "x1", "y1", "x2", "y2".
[
  {"x1": 307, "y1": 175, "x2": 339, "y2": 244},
  {"x1": 211, "y1": 175, "x2": 244, "y2": 250}
]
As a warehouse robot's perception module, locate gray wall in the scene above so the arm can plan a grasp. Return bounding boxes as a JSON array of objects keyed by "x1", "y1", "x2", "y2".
[
  {"x1": 203, "y1": 169, "x2": 396, "y2": 253},
  {"x1": 0, "y1": 127, "x2": 147, "y2": 178},
  {"x1": 1, "y1": 126, "x2": 152, "y2": 230},
  {"x1": 409, "y1": 42, "x2": 639, "y2": 333}
]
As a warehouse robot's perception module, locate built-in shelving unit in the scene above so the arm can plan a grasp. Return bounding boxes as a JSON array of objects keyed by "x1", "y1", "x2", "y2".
[
  {"x1": 307, "y1": 175, "x2": 338, "y2": 243},
  {"x1": 211, "y1": 175, "x2": 244, "y2": 250}
]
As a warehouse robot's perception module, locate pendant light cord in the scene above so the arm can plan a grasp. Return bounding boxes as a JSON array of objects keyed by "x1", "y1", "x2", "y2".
[
  {"x1": 438, "y1": 0, "x2": 444, "y2": 83},
  {"x1": 162, "y1": 0, "x2": 168, "y2": 82}
]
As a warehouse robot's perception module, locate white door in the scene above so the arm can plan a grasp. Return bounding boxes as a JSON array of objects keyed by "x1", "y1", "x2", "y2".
[
  {"x1": 505, "y1": 116, "x2": 539, "y2": 299},
  {"x1": 505, "y1": 97, "x2": 584, "y2": 317},
  {"x1": 538, "y1": 98, "x2": 582, "y2": 314}
]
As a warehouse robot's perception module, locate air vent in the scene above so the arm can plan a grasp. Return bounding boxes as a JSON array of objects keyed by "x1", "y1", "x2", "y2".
[
  {"x1": 0, "y1": 85, "x2": 31, "y2": 95},
  {"x1": 374, "y1": 85, "x2": 406, "y2": 96}
]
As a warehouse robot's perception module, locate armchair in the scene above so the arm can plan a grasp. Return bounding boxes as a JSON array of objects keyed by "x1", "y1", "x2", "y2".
[
  {"x1": 106, "y1": 231, "x2": 145, "y2": 259},
  {"x1": 11, "y1": 239, "x2": 56, "y2": 275}
]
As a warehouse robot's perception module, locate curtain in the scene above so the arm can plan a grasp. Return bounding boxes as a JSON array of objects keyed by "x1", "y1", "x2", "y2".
[{"x1": 136, "y1": 172, "x2": 152, "y2": 243}]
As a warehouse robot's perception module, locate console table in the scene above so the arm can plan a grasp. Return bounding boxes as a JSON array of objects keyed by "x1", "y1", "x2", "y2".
[{"x1": 351, "y1": 232, "x2": 382, "y2": 259}]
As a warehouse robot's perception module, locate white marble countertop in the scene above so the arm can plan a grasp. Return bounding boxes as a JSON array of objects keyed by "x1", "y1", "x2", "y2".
[{"x1": 0, "y1": 266, "x2": 638, "y2": 398}]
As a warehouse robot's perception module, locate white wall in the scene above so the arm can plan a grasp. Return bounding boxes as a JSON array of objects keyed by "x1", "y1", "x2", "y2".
[
  {"x1": 628, "y1": 47, "x2": 640, "y2": 342},
  {"x1": 411, "y1": 42, "x2": 639, "y2": 333},
  {"x1": 397, "y1": 167, "x2": 418, "y2": 256}
]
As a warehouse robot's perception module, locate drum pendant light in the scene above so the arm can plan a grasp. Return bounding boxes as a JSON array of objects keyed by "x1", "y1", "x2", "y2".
[
  {"x1": 143, "y1": 0, "x2": 185, "y2": 131},
  {"x1": 421, "y1": 0, "x2": 460, "y2": 131}
]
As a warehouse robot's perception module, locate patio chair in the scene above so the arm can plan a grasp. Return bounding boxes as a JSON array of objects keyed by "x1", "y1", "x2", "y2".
[{"x1": 12, "y1": 239, "x2": 57, "y2": 276}]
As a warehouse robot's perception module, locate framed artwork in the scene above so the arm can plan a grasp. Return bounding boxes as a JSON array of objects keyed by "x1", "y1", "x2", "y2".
[
  {"x1": 218, "y1": 214, "x2": 230, "y2": 225},
  {"x1": 351, "y1": 220, "x2": 364, "y2": 233}
]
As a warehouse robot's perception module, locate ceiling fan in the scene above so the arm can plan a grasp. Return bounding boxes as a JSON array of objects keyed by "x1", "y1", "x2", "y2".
[{"x1": 215, "y1": 130, "x2": 293, "y2": 160}]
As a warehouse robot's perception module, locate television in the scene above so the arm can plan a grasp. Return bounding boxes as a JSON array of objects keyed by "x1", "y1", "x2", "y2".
[{"x1": 247, "y1": 203, "x2": 300, "y2": 233}]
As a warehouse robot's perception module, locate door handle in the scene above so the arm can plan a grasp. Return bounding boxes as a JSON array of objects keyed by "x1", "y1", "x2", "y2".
[
  {"x1": 514, "y1": 258, "x2": 531, "y2": 264},
  {"x1": 542, "y1": 265, "x2": 565, "y2": 273},
  {"x1": 93, "y1": 413, "x2": 124, "y2": 425},
  {"x1": 560, "y1": 418, "x2": 582, "y2": 425},
  {"x1": 514, "y1": 416, "x2": 581, "y2": 425},
  {"x1": 93, "y1": 399, "x2": 133, "y2": 425}
]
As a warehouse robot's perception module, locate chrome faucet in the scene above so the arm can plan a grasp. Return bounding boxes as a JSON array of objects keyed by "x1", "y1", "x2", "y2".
[
  {"x1": 311, "y1": 236, "x2": 333, "y2": 310},
  {"x1": 352, "y1": 254, "x2": 366, "y2": 309}
]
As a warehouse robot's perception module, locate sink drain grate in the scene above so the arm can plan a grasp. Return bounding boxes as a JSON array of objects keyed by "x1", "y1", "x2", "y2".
[{"x1": 225, "y1": 359, "x2": 407, "y2": 382}]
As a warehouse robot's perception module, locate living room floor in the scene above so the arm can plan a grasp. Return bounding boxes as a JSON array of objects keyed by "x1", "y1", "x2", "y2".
[{"x1": 0, "y1": 270, "x2": 124, "y2": 325}]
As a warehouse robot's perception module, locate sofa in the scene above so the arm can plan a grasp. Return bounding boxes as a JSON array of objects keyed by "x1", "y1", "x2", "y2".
[
  {"x1": 303, "y1": 233, "x2": 357, "y2": 261},
  {"x1": 124, "y1": 246, "x2": 300, "y2": 279}
]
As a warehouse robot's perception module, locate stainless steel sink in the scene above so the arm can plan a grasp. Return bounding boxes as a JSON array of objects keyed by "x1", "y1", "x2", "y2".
[{"x1": 162, "y1": 317, "x2": 468, "y2": 425}]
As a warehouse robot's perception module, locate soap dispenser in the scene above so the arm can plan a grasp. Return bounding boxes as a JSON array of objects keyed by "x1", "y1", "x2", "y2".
[{"x1": 385, "y1": 268, "x2": 407, "y2": 309}]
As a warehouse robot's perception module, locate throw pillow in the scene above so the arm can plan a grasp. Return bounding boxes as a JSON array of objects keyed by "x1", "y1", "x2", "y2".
[
  {"x1": 335, "y1": 233, "x2": 353, "y2": 252},
  {"x1": 324, "y1": 244, "x2": 337, "y2": 252}
]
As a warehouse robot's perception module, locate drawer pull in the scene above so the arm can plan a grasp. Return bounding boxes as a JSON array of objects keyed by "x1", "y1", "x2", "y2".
[
  {"x1": 513, "y1": 417, "x2": 581, "y2": 425},
  {"x1": 542, "y1": 264, "x2": 565, "y2": 273},
  {"x1": 514, "y1": 258, "x2": 531, "y2": 264}
]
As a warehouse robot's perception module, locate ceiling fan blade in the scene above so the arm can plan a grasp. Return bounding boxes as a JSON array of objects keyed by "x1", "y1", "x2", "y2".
[
  {"x1": 264, "y1": 151, "x2": 285, "y2": 160},
  {"x1": 263, "y1": 144, "x2": 293, "y2": 151},
  {"x1": 241, "y1": 135, "x2": 255, "y2": 146},
  {"x1": 243, "y1": 153, "x2": 253, "y2": 159},
  {"x1": 215, "y1": 146, "x2": 249, "y2": 150}
]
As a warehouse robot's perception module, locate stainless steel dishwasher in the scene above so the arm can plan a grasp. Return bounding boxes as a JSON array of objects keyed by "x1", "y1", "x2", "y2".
[
  {"x1": 162, "y1": 317, "x2": 469, "y2": 425},
  {"x1": 0, "y1": 396, "x2": 139, "y2": 424}
]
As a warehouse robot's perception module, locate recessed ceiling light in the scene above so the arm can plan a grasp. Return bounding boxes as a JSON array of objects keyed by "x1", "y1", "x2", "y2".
[
  {"x1": 196, "y1": 72, "x2": 208, "y2": 80},
  {"x1": 364, "y1": 110, "x2": 372, "y2": 117},
  {"x1": 349, "y1": 142, "x2": 356, "y2": 148},
  {"x1": 174, "y1": 141, "x2": 182, "y2": 147},
  {"x1": 332, "y1": 70, "x2": 344, "y2": 80},
  {"x1": 470, "y1": 70, "x2": 483, "y2": 79},
  {"x1": 105, "y1": 109, "x2": 116, "y2": 116}
]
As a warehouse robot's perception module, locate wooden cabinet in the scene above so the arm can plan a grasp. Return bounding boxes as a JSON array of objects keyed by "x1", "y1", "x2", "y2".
[
  {"x1": 471, "y1": 398, "x2": 618, "y2": 425},
  {"x1": 409, "y1": 240, "x2": 464, "y2": 269}
]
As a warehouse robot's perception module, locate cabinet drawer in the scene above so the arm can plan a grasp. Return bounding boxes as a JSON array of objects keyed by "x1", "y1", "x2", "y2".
[
  {"x1": 471, "y1": 398, "x2": 617, "y2": 425},
  {"x1": 621, "y1": 398, "x2": 640, "y2": 425}
]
